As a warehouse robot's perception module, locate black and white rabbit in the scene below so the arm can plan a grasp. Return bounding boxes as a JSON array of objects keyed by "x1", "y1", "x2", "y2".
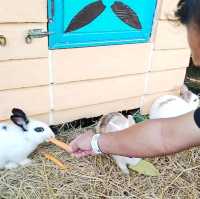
[
  {"x1": 0, "y1": 108, "x2": 55, "y2": 169},
  {"x1": 97, "y1": 113, "x2": 141, "y2": 174}
]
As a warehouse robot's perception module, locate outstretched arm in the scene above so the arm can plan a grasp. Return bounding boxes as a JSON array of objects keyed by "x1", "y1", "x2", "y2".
[
  {"x1": 69, "y1": 111, "x2": 200, "y2": 158},
  {"x1": 98, "y1": 111, "x2": 200, "y2": 157}
]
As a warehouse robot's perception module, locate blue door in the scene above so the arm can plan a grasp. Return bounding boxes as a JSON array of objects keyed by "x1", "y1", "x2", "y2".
[{"x1": 48, "y1": 0, "x2": 157, "y2": 49}]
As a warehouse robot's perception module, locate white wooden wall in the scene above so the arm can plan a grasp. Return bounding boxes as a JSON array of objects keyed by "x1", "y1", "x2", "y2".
[{"x1": 0, "y1": 0, "x2": 190, "y2": 124}]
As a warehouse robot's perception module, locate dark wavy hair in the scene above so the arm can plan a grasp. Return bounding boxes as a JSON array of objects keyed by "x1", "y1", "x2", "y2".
[{"x1": 175, "y1": 0, "x2": 200, "y2": 28}]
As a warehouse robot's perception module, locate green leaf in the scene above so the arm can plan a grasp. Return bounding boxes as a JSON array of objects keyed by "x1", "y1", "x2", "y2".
[
  {"x1": 128, "y1": 160, "x2": 160, "y2": 176},
  {"x1": 133, "y1": 113, "x2": 149, "y2": 123}
]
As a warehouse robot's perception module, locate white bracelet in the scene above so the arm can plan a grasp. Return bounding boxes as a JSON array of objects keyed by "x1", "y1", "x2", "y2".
[{"x1": 91, "y1": 134, "x2": 102, "y2": 154}]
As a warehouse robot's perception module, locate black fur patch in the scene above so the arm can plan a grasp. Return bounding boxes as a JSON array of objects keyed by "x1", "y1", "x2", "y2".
[
  {"x1": 194, "y1": 107, "x2": 200, "y2": 128},
  {"x1": 11, "y1": 108, "x2": 29, "y2": 124}
]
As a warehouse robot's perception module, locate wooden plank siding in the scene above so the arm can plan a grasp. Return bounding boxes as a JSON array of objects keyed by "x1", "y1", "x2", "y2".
[
  {"x1": 53, "y1": 74, "x2": 146, "y2": 111},
  {"x1": 0, "y1": 86, "x2": 50, "y2": 120},
  {"x1": 0, "y1": 0, "x2": 47, "y2": 23},
  {"x1": 151, "y1": 49, "x2": 190, "y2": 71},
  {"x1": 154, "y1": 21, "x2": 189, "y2": 50},
  {"x1": 0, "y1": 23, "x2": 48, "y2": 61},
  {"x1": 0, "y1": 1, "x2": 49, "y2": 121},
  {"x1": 0, "y1": 0, "x2": 191, "y2": 124},
  {"x1": 52, "y1": 97, "x2": 141, "y2": 124},
  {"x1": 0, "y1": 58, "x2": 49, "y2": 90},
  {"x1": 140, "y1": 0, "x2": 190, "y2": 113},
  {"x1": 146, "y1": 68, "x2": 187, "y2": 94},
  {"x1": 52, "y1": 43, "x2": 152, "y2": 83}
]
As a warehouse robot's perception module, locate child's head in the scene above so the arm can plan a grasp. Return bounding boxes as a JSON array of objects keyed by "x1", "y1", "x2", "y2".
[
  {"x1": 175, "y1": 0, "x2": 200, "y2": 66},
  {"x1": 175, "y1": 0, "x2": 200, "y2": 28}
]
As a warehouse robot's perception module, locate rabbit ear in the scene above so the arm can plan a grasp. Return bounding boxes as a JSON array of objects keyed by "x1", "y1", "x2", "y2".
[
  {"x1": 182, "y1": 91, "x2": 193, "y2": 103},
  {"x1": 10, "y1": 115, "x2": 28, "y2": 132},
  {"x1": 180, "y1": 85, "x2": 192, "y2": 102},
  {"x1": 11, "y1": 108, "x2": 29, "y2": 124},
  {"x1": 180, "y1": 84, "x2": 189, "y2": 95}
]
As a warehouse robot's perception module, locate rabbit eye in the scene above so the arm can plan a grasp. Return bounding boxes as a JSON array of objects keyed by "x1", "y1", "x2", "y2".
[
  {"x1": 34, "y1": 127, "x2": 44, "y2": 132},
  {"x1": 194, "y1": 99, "x2": 198, "y2": 102}
]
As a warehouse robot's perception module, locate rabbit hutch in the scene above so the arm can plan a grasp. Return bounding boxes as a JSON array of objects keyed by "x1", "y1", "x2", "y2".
[{"x1": 0, "y1": 0, "x2": 190, "y2": 125}]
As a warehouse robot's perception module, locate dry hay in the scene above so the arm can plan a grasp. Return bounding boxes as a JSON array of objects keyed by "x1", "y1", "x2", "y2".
[{"x1": 1, "y1": 127, "x2": 200, "y2": 199}]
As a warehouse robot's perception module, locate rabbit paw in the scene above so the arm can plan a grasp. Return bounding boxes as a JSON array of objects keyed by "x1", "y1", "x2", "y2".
[
  {"x1": 5, "y1": 162, "x2": 18, "y2": 169},
  {"x1": 116, "y1": 161, "x2": 129, "y2": 175},
  {"x1": 19, "y1": 159, "x2": 32, "y2": 167}
]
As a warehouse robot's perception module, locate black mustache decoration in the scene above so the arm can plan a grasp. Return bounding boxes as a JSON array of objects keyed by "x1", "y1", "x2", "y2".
[
  {"x1": 111, "y1": 1, "x2": 142, "y2": 30},
  {"x1": 65, "y1": 0, "x2": 142, "y2": 33},
  {"x1": 65, "y1": 1, "x2": 106, "y2": 33}
]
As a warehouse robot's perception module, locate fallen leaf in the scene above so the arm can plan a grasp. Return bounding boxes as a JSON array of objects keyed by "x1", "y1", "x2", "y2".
[{"x1": 129, "y1": 160, "x2": 160, "y2": 176}]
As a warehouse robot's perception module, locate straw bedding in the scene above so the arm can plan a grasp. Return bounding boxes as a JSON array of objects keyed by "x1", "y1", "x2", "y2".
[{"x1": 1, "y1": 126, "x2": 200, "y2": 199}]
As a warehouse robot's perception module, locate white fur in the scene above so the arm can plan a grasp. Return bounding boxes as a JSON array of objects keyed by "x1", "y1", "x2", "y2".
[
  {"x1": 98, "y1": 113, "x2": 141, "y2": 174},
  {"x1": 0, "y1": 119, "x2": 55, "y2": 170},
  {"x1": 150, "y1": 86, "x2": 199, "y2": 119}
]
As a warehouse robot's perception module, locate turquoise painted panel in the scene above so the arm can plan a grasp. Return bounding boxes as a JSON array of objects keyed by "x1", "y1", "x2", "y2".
[{"x1": 48, "y1": 0, "x2": 157, "y2": 49}]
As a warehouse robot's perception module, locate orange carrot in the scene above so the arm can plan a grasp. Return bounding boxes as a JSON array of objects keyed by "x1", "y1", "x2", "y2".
[
  {"x1": 49, "y1": 138, "x2": 72, "y2": 153},
  {"x1": 41, "y1": 151, "x2": 68, "y2": 170}
]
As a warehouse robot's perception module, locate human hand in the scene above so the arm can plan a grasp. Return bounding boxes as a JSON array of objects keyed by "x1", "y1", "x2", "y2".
[{"x1": 69, "y1": 129, "x2": 95, "y2": 158}]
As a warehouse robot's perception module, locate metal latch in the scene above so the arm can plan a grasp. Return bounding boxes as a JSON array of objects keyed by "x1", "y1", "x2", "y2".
[
  {"x1": 0, "y1": 35, "x2": 7, "y2": 47},
  {"x1": 25, "y1": 29, "x2": 50, "y2": 44}
]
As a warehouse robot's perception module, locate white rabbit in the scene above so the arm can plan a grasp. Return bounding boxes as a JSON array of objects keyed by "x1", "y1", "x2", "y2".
[
  {"x1": 97, "y1": 112, "x2": 141, "y2": 174},
  {"x1": 0, "y1": 108, "x2": 55, "y2": 170},
  {"x1": 149, "y1": 85, "x2": 200, "y2": 119}
]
